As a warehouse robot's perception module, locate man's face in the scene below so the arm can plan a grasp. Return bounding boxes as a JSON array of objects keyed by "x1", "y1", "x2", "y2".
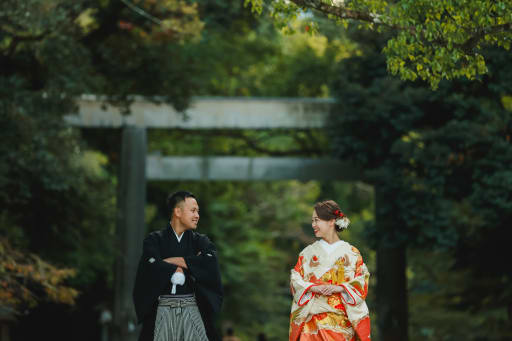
[{"x1": 175, "y1": 197, "x2": 200, "y2": 230}]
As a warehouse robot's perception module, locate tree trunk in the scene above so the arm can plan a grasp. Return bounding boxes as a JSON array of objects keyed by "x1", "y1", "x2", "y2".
[
  {"x1": 376, "y1": 244, "x2": 408, "y2": 341},
  {"x1": 375, "y1": 189, "x2": 408, "y2": 341}
]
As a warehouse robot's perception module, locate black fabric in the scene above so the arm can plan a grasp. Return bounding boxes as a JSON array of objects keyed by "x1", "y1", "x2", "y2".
[
  {"x1": 133, "y1": 227, "x2": 223, "y2": 341},
  {"x1": 184, "y1": 232, "x2": 223, "y2": 341}
]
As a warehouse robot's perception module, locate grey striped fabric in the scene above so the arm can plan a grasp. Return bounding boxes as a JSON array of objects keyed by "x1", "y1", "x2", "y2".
[{"x1": 153, "y1": 295, "x2": 208, "y2": 341}]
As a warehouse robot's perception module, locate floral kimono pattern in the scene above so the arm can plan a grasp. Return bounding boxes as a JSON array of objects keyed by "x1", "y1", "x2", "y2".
[{"x1": 289, "y1": 240, "x2": 371, "y2": 341}]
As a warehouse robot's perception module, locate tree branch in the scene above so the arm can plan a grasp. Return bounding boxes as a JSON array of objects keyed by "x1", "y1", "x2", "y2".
[
  {"x1": 2, "y1": 30, "x2": 48, "y2": 57},
  {"x1": 460, "y1": 23, "x2": 512, "y2": 53},
  {"x1": 0, "y1": 23, "x2": 48, "y2": 40},
  {"x1": 223, "y1": 130, "x2": 324, "y2": 156},
  {"x1": 289, "y1": 0, "x2": 380, "y2": 24},
  {"x1": 287, "y1": 0, "x2": 512, "y2": 55},
  {"x1": 198, "y1": 130, "x2": 325, "y2": 156}
]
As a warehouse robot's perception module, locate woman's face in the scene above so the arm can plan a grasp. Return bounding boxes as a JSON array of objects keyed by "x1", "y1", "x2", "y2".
[{"x1": 311, "y1": 209, "x2": 335, "y2": 239}]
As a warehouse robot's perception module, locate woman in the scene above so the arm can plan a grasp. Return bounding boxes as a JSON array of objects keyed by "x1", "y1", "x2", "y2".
[{"x1": 289, "y1": 200, "x2": 371, "y2": 341}]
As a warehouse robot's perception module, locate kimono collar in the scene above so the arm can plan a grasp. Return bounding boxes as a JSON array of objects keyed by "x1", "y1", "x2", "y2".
[
  {"x1": 169, "y1": 225, "x2": 185, "y2": 243},
  {"x1": 306, "y1": 239, "x2": 353, "y2": 280},
  {"x1": 319, "y1": 239, "x2": 343, "y2": 254}
]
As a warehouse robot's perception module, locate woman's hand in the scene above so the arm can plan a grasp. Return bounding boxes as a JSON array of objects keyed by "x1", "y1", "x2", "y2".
[
  {"x1": 318, "y1": 285, "x2": 339, "y2": 296},
  {"x1": 309, "y1": 285, "x2": 324, "y2": 294},
  {"x1": 310, "y1": 285, "x2": 343, "y2": 296}
]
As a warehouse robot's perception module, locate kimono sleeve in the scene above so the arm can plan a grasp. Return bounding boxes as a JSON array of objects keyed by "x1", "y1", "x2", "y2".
[
  {"x1": 338, "y1": 248, "x2": 371, "y2": 341},
  {"x1": 133, "y1": 232, "x2": 177, "y2": 324},
  {"x1": 290, "y1": 254, "x2": 318, "y2": 307},
  {"x1": 339, "y1": 250, "x2": 370, "y2": 306},
  {"x1": 183, "y1": 234, "x2": 223, "y2": 314}
]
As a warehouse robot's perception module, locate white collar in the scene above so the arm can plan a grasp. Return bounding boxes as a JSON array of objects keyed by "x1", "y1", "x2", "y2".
[
  {"x1": 319, "y1": 239, "x2": 343, "y2": 254},
  {"x1": 171, "y1": 227, "x2": 184, "y2": 243}
]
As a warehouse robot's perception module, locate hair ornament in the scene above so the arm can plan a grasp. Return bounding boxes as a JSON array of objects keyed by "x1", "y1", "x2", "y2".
[{"x1": 333, "y1": 209, "x2": 350, "y2": 230}]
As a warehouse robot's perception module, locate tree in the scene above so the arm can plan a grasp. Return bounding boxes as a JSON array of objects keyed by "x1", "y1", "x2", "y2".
[
  {"x1": 329, "y1": 26, "x2": 512, "y2": 340},
  {"x1": 397, "y1": 46, "x2": 512, "y2": 340},
  {"x1": 246, "y1": 0, "x2": 512, "y2": 88},
  {"x1": 0, "y1": 0, "x2": 205, "y2": 111}
]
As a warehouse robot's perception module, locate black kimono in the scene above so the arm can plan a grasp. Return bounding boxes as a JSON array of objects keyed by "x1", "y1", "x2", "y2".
[{"x1": 133, "y1": 227, "x2": 223, "y2": 341}]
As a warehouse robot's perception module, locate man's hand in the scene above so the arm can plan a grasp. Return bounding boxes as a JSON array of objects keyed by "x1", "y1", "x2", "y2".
[{"x1": 163, "y1": 257, "x2": 188, "y2": 269}]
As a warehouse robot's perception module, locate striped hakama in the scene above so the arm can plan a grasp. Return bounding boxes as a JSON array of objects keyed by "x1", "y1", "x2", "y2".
[{"x1": 153, "y1": 295, "x2": 208, "y2": 341}]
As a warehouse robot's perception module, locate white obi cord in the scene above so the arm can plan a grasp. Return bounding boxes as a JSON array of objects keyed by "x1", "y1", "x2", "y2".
[{"x1": 170, "y1": 271, "x2": 185, "y2": 294}]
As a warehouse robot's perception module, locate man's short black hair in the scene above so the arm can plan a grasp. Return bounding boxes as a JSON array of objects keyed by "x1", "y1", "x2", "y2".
[{"x1": 167, "y1": 191, "x2": 196, "y2": 217}]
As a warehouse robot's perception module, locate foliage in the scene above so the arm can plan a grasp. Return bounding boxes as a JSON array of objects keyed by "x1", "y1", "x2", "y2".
[
  {"x1": 408, "y1": 249, "x2": 512, "y2": 340},
  {"x1": 0, "y1": 0, "x2": 120, "y2": 310},
  {"x1": 149, "y1": 128, "x2": 328, "y2": 157},
  {"x1": 246, "y1": 0, "x2": 512, "y2": 88},
  {"x1": 0, "y1": 0, "x2": 205, "y2": 111},
  {"x1": 0, "y1": 70, "x2": 118, "y2": 276},
  {"x1": 0, "y1": 92, "x2": 117, "y2": 300},
  {"x1": 188, "y1": 15, "x2": 357, "y2": 97},
  {"x1": 0, "y1": 238, "x2": 78, "y2": 311}
]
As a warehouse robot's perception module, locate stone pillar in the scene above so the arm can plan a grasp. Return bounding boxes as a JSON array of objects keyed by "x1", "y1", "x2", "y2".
[{"x1": 112, "y1": 126, "x2": 147, "y2": 341}]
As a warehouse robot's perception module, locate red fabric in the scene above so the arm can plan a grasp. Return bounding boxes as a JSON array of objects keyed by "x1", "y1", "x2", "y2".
[
  {"x1": 354, "y1": 316, "x2": 371, "y2": 341},
  {"x1": 296, "y1": 327, "x2": 350, "y2": 341},
  {"x1": 289, "y1": 321, "x2": 304, "y2": 341}
]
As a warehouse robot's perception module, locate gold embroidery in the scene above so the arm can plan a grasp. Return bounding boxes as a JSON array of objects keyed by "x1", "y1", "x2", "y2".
[
  {"x1": 328, "y1": 295, "x2": 342, "y2": 308},
  {"x1": 302, "y1": 312, "x2": 351, "y2": 333},
  {"x1": 290, "y1": 306, "x2": 304, "y2": 322},
  {"x1": 321, "y1": 257, "x2": 347, "y2": 285},
  {"x1": 351, "y1": 281, "x2": 363, "y2": 293}
]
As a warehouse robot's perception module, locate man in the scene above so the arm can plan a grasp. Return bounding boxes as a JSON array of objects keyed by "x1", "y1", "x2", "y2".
[{"x1": 133, "y1": 191, "x2": 223, "y2": 341}]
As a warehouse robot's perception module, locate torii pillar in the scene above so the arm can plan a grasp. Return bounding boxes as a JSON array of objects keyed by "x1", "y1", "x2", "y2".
[{"x1": 112, "y1": 126, "x2": 147, "y2": 341}]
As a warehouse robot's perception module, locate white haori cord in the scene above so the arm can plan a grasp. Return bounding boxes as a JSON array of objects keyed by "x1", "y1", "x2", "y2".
[{"x1": 170, "y1": 271, "x2": 185, "y2": 294}]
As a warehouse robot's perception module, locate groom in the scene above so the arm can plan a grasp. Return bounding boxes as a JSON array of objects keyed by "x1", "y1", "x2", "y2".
[{"x1": 133, "y1": 191, "x2": 223, "y2": 341}]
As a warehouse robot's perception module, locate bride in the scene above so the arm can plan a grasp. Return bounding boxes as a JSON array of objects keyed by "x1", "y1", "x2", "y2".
[{"x1": 289, "y1": 200, "x2": 371, "y2": 341}]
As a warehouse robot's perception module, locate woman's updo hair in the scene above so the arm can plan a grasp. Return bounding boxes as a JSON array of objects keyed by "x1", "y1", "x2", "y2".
[{"x1": 314, "y1": 200, "x2": 350, "y2": 231}]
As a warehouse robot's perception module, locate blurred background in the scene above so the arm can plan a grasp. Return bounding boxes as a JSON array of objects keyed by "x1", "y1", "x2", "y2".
[{"x1": 1, "y1": 0, "x2": 511, "y2": 341}]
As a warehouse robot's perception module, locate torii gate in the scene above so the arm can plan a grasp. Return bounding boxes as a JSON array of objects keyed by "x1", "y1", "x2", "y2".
[{"x1": 66, "y1": 96, "x2": 405, "y2": 341}]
